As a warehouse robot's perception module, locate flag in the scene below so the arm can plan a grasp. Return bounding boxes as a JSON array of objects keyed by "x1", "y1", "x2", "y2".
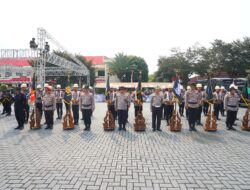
[
  {"x1": 105, "y1": 75, "x2": 110, "y2": 101},
  {"x1": 136, "y1": 78, "x2": 143, "y2": 103},
  {"x1": 29, "y1": 73, "x2": 36, "y2": 105},
  {"x1": 173, "y1": 76, "x2": 182, "y2": 103},
  {"x1": 242, "y1": 74, "x2": 250, "y2": 100},
  {"x1": 64, "y1": 79, "x2": 72, "y2": 110},
  {"x1": 206, "y1": 76, "x2": 213, "y2": 103}
]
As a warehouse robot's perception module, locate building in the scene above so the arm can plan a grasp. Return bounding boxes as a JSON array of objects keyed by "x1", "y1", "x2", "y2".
[
  {"x1": 84, "y1": 56, "x2": 119, "y2": 85},
  {"x1": 0, "y1": 59, "x2": 32, "y2": 84}
]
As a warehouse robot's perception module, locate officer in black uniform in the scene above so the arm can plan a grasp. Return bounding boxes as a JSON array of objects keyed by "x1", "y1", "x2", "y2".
[{"x1": 14, "y1": 87, "x2": 27, "y2": 130}]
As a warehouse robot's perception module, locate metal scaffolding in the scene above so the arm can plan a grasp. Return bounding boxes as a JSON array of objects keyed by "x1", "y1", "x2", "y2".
[{"x1": 0, "y1": 28, "x2": 90, "y2": 85}]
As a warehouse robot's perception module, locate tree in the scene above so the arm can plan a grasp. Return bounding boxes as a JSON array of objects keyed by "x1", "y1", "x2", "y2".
[{"x1": 109, "y1": 53, "x2": 149, "y2": 82}]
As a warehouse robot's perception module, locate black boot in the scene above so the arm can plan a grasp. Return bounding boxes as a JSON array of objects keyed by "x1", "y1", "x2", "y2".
[{"x1": 118, "y1": 125, "x2": 122, "y2": 131}]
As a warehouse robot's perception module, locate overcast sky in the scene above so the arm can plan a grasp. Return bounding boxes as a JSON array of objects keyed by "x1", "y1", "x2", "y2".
[{"x1": 0, "y1": 0, "x2": 249, "y2": 74}]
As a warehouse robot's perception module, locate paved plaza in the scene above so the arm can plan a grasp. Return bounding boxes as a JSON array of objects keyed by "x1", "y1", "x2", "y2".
[{"x1": 0, "y1": 103, "x2": 250, "y2": 190}]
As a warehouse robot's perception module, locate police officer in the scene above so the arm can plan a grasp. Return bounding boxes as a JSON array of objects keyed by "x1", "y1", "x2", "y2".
[
  {"x1": 5, "y1": 90, "x2": 14, "y2": 116},
  {"x1": 80, "y1": 85, "x2": 95, "y2": 131},
  {"x1": 14, "y1": 87, "x2": 27, "y2": 130},
  {"x1": 213, "y1": 86, "x2": 222, "y2": 120},
  {"x1": 178, "y1": 86, "x2": 185, "y2": 117},
  {"x1": 115, "y1": 86, "x2": 130, "y2": 131},
  {"x1": 72, "y1": 84, "x2": 80, "y2": 125},
  {"x1": 224, "y1": 84, "x2": 240, "y2": 130},
  {"x1": 196, "y1": 83, "x2": 203, "y2": 125},
  {"x1": 184, "y1": 86, "x2": 191, "y2": 119},
  {"x1": 55, "y1": 84, "x2": 64, "y2": 119},
  {"x1": 1, "y1": 91, "x2": 7, "y2": 115},
  {"x1": 35, "y1": 85, "x2": 43, "y2": 118},
  {"x1": 185, "y1": 83, "x2": 199, "y2": 131},
  {"x1": 151, "y1": 86, "x2": 163, "y2": 131},
  {"x1": 43, "y1": 85, "x2": 56, "y2": 129},
  {"x1": 220, "y1": 86, "x2": 226, "y2": 117},
  {"x1": 20, "y1": 83, "x2": 30, "y2": 123},
  {"x1": 163, "y1": 84, "x2": 175, "y2": 126}
]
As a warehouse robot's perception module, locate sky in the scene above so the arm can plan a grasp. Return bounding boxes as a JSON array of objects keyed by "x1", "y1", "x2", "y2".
[{"x1": 0, "y1": 0, "x2": 250, "y2": 74}]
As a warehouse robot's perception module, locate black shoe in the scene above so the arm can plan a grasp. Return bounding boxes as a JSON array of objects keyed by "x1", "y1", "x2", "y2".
[
  {"x1": 197, "y1": 123, "x2": 203, "y2": 126},
  {"x1": 192, "y1": 127, "x2": 197, "y2": 132},
  {"x1": 19, "y1": 126, "x2": 24, "y2": 130},
  {"x1": 56, "y1": 117, "x2": 60, "y2": 119},
  {"x1": 157, "y1": 128, "x2": 162, "y2": 131},
  {"x1": 153, "y1": 128, "x2": 156, "y2": 132},
  {"x1": 118, "y1": 125, "x2": 122, "y2": 131},
  {"x1": 45, "y1": 125, "x2": 50, "y2": 129},
  {"x1": 84, "y1": 127, "x2": 90, "y2": 131},
  {"x1": 14, "y1": 126, "x2": 20, "y2": 130}
]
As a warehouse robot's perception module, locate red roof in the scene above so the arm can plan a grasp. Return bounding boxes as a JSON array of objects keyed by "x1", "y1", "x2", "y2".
[
  {"x1": 84, "y1": 56, "x2": 105, "y2": 65},
  {"x1": 0, "y1": 59, "x2": 31, "y2": 66}
]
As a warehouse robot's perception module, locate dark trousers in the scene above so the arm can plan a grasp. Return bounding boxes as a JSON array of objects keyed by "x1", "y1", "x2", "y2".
[
  {"x1": 2, "y1": 103, "x2": 7, "y2": 114},
  {"x1": 35, "y1": 102, "x2": 43, "y2": 118},
  {"x1": 45, "y1": 110, "x2": 54, "y2": 126},
  {"x1": 82, "y1": 109, "x2": 92, "y2": 127},
  {"x1": 25, "y1": 104, "x2": 29, "y2": 122},
  {"x1": 134, "y1": 106, "x2": 142, "y2": 117},
  {"x1": 152, "y1": 107, "x2": 162, "y2": 130},
  {"x1": 162, "y1": 104, "x2": 166, "y2": 119},
  {"x1": 179, "y1": 102, "x2": 184, "y2": 116},
  {"x1": 214, "y1": 104, "x2": 220, "y2": 119},
  {"x1": 226, "y1": 110, "x2": 237, "y2": 128},
  {"x1": 197, "y1": 106, "x2": 202, "y2": 124},
  {"x1": 5, "y1": 103, "x2": 11, "y2": 115},
  {"x1": 15, "y1": 108, "x2": 25, "y2": 127},
  {"x1": 56, "y1": 103, "x2": 63, "y2": 118},
  {"x1": 186, "y1": 107, "x2": 189, "y2": 119},
  {"x1": 188, "y1": 107, "x2": 198, "y2": 128},
  {"x1": 220, "y1": 102, "x2": 225, "y2": 116},
  {"x1": 72, "y1": 105, "x2": 79, "y2": 124},
  {"x1": 165, "y1": 105, "x2": 174, "y2": 124},
  {"x1": 108, "y1": 104, "x2": 116, "y2": 119},
  {"x1": 117, "y1": 110, "x2": 128, "y2": 126},
  {"x1": 203, "y1": 102, "x2": 209, "y2": 116}
]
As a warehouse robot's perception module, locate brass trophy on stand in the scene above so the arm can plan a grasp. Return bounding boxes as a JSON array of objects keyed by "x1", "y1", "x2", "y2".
[
  {"x1": 63, "y1": 74, "x2": 74, "y2": 130},
  {"x1": 103, "y1": 75, "x2": 115, "y2": 131},
  {"x1": 133, "y1": 71, "x2": 146, "y2": 131},
  {"x1": 169, "y1": 97, "x2": 182, "y2": 132},
  {"x1": 204, "y1": 74, "x2": 217, "y2": 132},
  {"x1": 204, "y1": 103, "x2": 217, "y2": 131}
]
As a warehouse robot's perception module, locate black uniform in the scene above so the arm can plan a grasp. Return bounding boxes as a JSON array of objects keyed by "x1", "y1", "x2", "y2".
[{"x1": 14, "y1": 91, "x2": 27, "y2": 129}]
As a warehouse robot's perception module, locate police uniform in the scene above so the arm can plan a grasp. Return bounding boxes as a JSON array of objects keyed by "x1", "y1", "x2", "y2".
[
  {"x1": 185, "y1": 88, "x2": 199, "y2": 131},
  {"x1": 72, "y1": 90, "x2": 80, "y2": 125},
  {"x1": 224, "y1": 90, "x2": 240, "y2": 130},
  {"x1": 220, "y1": 90, "x2": 226, "y2": 116},
  {"x1": 55, "y1": 89, "x2": 64, "y2": 119},
  {"x1": 213, "y1": 90, "x2": 222, "y2": 120},
  {"x1": 203, "y1": 91, "x2": 209, "y2": 116},
  {"x1": 35, "y1": 89, "x2": 43, "y2": 118},
  {"x1": 115, "y1": 88, "x2": 130, "y2": 131},
  {"x1": 163, "y1": 90, "x2": 174, "y2": 125},
  {"x1": 79, "y1": 89, "x2": 95, "y2": 130},
  {"x1": 151, "y1": 90, "x2": 163, "y2": 131},
  {"x1": 196, "y1": 90, "x2": 203, "y2": 125},
  {"x1": 14, "y1": 89, "x2": 27, "y2": 130},
  {"x1": 43, "y1": 91, "x2": 56, "y2": 129},
  {"x1": 1, "y1": 92, "x2": 7, "y2": 115}
]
